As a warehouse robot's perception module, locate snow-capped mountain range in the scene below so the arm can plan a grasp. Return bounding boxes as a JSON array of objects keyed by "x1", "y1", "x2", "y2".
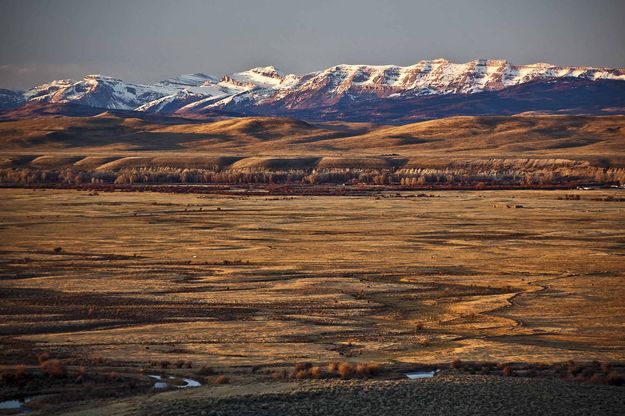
[{"x1": 3, "y1": 59, "x2": 625, "y2": 121}]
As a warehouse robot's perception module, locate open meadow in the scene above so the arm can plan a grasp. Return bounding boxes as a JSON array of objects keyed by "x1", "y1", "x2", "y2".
[
  {"x1": 2, "y1": 188, "x2": 625, "y2": 364},
  {"x1": 1, "y1": 188, "x2": 625, "y2": 414}
]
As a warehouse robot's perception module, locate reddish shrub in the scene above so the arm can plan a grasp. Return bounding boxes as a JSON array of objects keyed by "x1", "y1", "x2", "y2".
[
  {"x1": 294, "y1": 369, "x2": 309, "y2": 379},
  {"x1": 327, "y1": 362, "x2": 339, "y2": 376},
  {"x1": 294, "y1": 362, "x2": 312, "y2": 372},
  {"x1": 310, "y1": 366, "x2": 323, "y2": 379},
  {"x1": 590, "y1": 374, "x2": 606, "y2": 384},
  {"x1": 355, "y1": 363, "x2": 380, "y2": 377},
  {"x1": 338, "y1": 362, "x2": 353, "y2": 379},
  {"x1": 271, "y1": 370, "x2": 287, "y2": 381},
  {"x1": 502, "y1": 366, "x2": 512, "y2": 377},
  {"x1": 41, "y1": 359, "x2": 66, "y2": 378},
  {"x1": 214, "y1": 375, "x2": 229, "y2": 384},
  {"x1": 15, "y1": 365, "x2": 27, "y2": 379},
  {"x1": 451, "y1": 359, "x2": 463, "y2": 369}
]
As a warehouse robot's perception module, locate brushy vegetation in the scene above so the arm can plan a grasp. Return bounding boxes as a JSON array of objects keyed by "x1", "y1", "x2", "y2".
[
  {"x1": 270, "y1": 362, "x2": 382, "y2": 381},
  {"x1": 213, "y1": 375, "x2": 230, "y2": 384},
  {"x1": 40, "y1": 359, "x2": 66, "y2": 378},
  {"x1": 1, "y1": 158, "x2": 624, "y2": 187},
  {"x1": 448, "y1": 360, "x2": 625, "y2": 386}
]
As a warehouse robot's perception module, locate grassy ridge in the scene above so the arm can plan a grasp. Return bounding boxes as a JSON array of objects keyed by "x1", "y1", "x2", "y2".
[
  {"x1": 0, "y1": 114, "x2": 623, "y2": 162},
  {"x1": 1, "y1": 114, "x2": 624, "y2": 186}
]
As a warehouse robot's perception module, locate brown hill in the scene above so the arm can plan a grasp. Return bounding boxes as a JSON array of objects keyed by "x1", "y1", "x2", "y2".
[{"x1": 0, "y1": 114, "x2": 623, "y2": 168}]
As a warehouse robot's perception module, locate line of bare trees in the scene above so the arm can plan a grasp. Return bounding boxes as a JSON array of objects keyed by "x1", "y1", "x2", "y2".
[{"x1": 1, "y1": 165, "x2": 624, "y2": 187}]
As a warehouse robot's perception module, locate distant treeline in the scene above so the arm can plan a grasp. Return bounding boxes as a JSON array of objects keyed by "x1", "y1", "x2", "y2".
[{"x1": 1, "y1": 162, "x2": 624, "y2": 188}]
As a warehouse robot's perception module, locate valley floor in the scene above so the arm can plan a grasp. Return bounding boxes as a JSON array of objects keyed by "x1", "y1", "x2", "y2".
[{"x1": 1, "y1": 188, "x2": 624, "y2": 414}]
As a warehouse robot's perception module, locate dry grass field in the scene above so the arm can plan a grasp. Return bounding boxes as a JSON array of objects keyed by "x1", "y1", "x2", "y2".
[
  {"x1": 1, "y1": 188, "x2": 625, "y2": 414},
  {"x1": 1, "y1": 188, "x2": 624, "y2": 367}
]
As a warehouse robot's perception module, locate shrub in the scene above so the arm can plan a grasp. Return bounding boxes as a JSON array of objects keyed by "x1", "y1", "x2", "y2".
[
  {"x1": 502, "y1": 366, "x2": 512, "y2": 377},
  {"x1": 338, "y1": 362, "x2": 353, "y2": 379},
  {"x1": 415, "y1": 323, "x2": 425, "y2": 331},
  {"x1": 41, "y1": 359, "x2": 66, "y2": 378},
  {"x1": 451, "y1": 359, "x2": 463, "y2": 369},
  {"x1": 590, "y1": 374, "x2": 606, "y2": 384},
  {"x1": 580, "y1": 367, "x2": 594, "y2": 380},
  {"x1": 294, "y1": 370, "x2": 309, "y2": 379},
  {"x1": 355, "y1": 363, "x2": 380, "y2": 378},
  {"x1": 15, "y1": 364, "x2": 27, "y2": 379},
  {"x1": 160, "y1": 360, "x2": 170, "y2": 369},
  {"x1": 214, "y1": 375, "x2": 229, "y2": 384},
  {"x1": 310, "y1": 366, "x2": 323, "y2": 379},
  {"x1": 175, "y1": 360, "x2": 185, "y2": 369},
  {"x1": 327, "y1": 362, "x2": 339, "y2": 376},
  {"x1": 271, "y1": 370, "x2": 287, "y2": 381},
  {"x1": 356, "y1": 363, "x2": 370, "y2": 377},
  {"x1": 294, "y1": 362, "x2": 312, "y2": 372},
  {"x1": 567, "y1": 360, "x2": 582, "y2": 376}
]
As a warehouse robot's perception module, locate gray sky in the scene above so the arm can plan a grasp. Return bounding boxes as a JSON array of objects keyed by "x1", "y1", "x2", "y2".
[{"x1": 1, "y1": 0, "x2": 624, "y2": 89}]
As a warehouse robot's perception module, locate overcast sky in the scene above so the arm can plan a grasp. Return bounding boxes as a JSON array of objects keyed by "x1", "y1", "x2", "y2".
[{"x1": 1, "y1": 0, "x2": 624, "y2": 89}]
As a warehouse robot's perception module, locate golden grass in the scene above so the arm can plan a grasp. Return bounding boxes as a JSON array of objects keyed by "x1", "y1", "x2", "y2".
[
  {"x1": 0, "y1": 189, "x2": 624, "y2": 368},
  {"x1": 0, "y1": 115, "x2": 623, "y2": 165}
]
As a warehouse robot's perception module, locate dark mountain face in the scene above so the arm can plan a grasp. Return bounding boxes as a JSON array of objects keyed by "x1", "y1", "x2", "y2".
[
  {"x1": 2, "y1": 68, "x2": 624, "y2": 124},
  {"x1": 0, "y1": 89, "x2": 25, "y2": 111},
  {"x1": 195, "y1": 78, "x2": 625, "y2": 123}
]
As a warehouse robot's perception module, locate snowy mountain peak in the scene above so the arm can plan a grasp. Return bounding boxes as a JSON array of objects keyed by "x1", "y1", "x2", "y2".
[
  {"x1": 5, "y1": 59, "x2": 624, "y2": 116},
  {"x1": 220, "y1": 66, "x2": 291, "y2": 90},
  {"x1": 249, "y1": 66, "x2": 284, "y2": 77},
  {"x1": 160, "y1": 73, "x2": 218, "y2": 87}
]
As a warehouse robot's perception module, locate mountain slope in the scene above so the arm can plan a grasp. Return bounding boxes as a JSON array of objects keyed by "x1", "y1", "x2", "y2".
[
  {"x1": 1, "y1": 59, "x2": 624, "y2": 123},
  {"x1": 0, "y1": 88, "x2": 25, "y2": 111}
]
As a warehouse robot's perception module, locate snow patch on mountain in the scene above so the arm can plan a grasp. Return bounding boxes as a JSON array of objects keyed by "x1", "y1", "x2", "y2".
[{"x1": 3, "y1": 59, "x2": 624, "y2": 115}]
